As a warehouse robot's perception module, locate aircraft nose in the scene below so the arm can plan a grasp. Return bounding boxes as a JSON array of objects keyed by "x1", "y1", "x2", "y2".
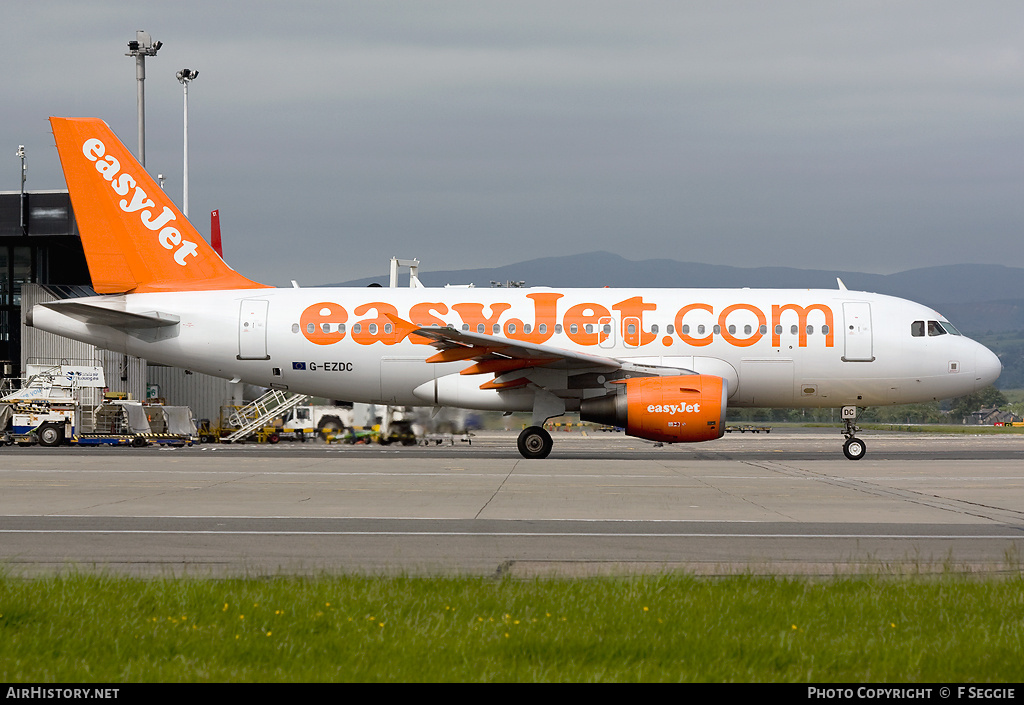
[{"x1": 974, "y1": 343, "x2": 1002, "y2": 390}]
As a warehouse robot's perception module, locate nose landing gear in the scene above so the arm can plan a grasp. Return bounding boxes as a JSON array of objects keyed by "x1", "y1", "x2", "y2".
[
  {"x1": 843, "y1": 435, "x2": 866, "y2": 460},
  {"x1": 841, "y1": 406, "x2": 865, "y2": 460}
]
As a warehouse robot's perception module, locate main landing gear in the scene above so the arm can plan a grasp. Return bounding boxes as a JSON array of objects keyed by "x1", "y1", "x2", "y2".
[
  {"x1": 841, "y1": 406, "x2": 866, "y2": 460},
  {"x1": 517, "y1": 388, "x2": 563, "y2": 459},
  {"x1": 517, "y1": 426, "x2": 553, "y2": 460}
]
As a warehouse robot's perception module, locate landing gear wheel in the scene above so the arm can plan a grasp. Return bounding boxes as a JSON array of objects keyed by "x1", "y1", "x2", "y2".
[
  {"x1": 517, "y1": 426, "x2": 553, "y2": 459},
  {"x1": 843, "y1": 437, "x2": 866, "y2": 460}
]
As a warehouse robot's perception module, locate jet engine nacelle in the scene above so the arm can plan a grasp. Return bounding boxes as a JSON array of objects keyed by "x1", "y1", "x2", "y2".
[{"x1": 580, "y1": 374, "x2": 727, "y2": 443}]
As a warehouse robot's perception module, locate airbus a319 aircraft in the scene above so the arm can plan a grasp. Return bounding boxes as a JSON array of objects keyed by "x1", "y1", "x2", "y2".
[{"x1": 30, "y1": 117, "x2": 1002, "y2": 459}]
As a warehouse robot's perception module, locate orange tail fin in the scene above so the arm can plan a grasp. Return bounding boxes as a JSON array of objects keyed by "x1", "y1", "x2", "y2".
[{"x1": 49, "y1": 117, "x2": 270, "y2": 294}]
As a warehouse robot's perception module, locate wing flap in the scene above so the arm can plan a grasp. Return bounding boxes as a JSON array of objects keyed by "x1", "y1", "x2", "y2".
[{"x1": 386, "y1": 312, "x2": 623, "y2": 372}]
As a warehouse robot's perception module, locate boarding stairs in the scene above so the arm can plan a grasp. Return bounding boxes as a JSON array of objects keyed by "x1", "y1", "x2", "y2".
[{"x1": 223, "y1": 389, "x2": 309, "y2": 443}]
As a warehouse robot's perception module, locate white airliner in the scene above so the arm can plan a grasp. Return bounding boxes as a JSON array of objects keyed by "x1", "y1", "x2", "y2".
[{"x1": 29, "y1": 117, "x2": 1002, "y2": 459}]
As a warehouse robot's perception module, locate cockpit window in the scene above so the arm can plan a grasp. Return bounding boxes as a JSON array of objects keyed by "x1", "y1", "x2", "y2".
[{"x1": 914, "y1": 320, "x2": 962, "y2": 337}]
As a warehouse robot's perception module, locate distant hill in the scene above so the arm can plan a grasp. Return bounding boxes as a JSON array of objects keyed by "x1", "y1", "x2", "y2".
[{"x1": 332, "y1": 251, "x2": 1024, "y2": 333}]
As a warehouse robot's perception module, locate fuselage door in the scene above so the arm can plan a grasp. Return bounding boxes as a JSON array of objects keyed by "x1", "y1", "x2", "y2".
[
  {"x1": 238, "y1": 299, "x2": 270, "y2": 360},
  {"x1": 842, "y1": 302, "x2": 874, "y2": 362}
]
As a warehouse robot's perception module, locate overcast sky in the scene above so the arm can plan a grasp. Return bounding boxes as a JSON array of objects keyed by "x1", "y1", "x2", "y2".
[{"x1": 5, "y1": 1, "x2": 1024, "y2": 286}]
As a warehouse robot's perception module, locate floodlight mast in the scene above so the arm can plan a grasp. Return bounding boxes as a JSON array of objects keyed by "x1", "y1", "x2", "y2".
[
  {"x1": 176, "y1": 68, "x2": 199, "y2": 217},
  {"x1": 125, "y1": 30, "x2": 162, "y2": 167},
  {"x1": 16, "y1": 145, "x2": 26, "y2": 235}
]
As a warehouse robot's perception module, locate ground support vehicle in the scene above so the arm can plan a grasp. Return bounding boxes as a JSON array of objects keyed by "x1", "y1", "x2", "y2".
[
  {"x1": 0, "y1": 401, "x2": 75, "y2": 447},
  {"x1": 380, "y1": 418, "x2": 418, "y2": 445},
  {"x1": 74, "y1": 401, "x2": 195, "y2": 447},
  {"x1": 72, "y1": 432, "x2": 192, "y2": 447},
  {"x1": 323, "y1": 426, "x2": 374, "y2": 445},
  {"x1": 322, "y1": 419, "x2": 418, "y2": 446},
  {"x1": 280, "y1": 404, "x2": 347, "y2": 441},
  {"x1": 1, "y1": 364, "x2": 108, "y2": 447},
  {"x1": 420, "y1": 432, "x2": 474, "y2": 446}
]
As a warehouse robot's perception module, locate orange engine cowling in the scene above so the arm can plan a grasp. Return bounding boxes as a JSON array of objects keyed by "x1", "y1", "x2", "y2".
[{"x1": 580, "y1": 374, "x2": 727, "y2": 443}]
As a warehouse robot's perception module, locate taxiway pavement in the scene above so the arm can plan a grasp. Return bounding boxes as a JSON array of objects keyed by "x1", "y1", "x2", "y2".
[{"x1": 1, "y1": 429, "x2": 1022, "y2": 577}]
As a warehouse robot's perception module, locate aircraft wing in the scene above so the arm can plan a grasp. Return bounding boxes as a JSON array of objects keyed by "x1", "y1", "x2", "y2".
[{"x1": 390, "y1": 313, "x2": 621, "y2": 370}]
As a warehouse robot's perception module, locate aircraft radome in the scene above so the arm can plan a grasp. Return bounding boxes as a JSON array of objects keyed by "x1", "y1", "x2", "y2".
[{"x1": 29, "y1": 117, "x2": 1002, "y2": 459}]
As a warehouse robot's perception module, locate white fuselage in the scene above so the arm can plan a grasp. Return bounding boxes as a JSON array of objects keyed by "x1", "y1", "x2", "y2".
[{"x1": 30, "y1": 286, "x2": 1001, "y2": 412}]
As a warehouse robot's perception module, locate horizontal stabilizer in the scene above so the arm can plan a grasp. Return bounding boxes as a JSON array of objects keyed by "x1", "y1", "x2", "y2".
[{"x1": 39, "y1": 301, "x2": 180, "y2": 329}]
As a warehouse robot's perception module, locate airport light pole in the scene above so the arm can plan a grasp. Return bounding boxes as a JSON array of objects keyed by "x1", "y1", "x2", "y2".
[
  {"x1": 176, "y1": 68, "x2": 199, "y2": 217},
  {"x1": 16, "y1": 145, "x2": 26, "y2": 235},
  {"x1": 125, "y1": 30, "x2": 162, "y2": 167}
]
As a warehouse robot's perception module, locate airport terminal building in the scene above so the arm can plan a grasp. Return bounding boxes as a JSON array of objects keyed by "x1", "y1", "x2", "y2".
[{"x1": 1, "y1": 189, "x2": 235, "y2": 422}]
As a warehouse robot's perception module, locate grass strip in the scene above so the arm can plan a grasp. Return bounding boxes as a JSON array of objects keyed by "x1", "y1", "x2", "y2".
[{"x1": 2, "y1": 572, "x2": 1023, "y2": 682}]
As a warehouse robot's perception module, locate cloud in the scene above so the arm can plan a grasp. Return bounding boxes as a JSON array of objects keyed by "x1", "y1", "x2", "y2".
[{"x1": 7, "y1": 1, "x2": 1024, "y2": 284}]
